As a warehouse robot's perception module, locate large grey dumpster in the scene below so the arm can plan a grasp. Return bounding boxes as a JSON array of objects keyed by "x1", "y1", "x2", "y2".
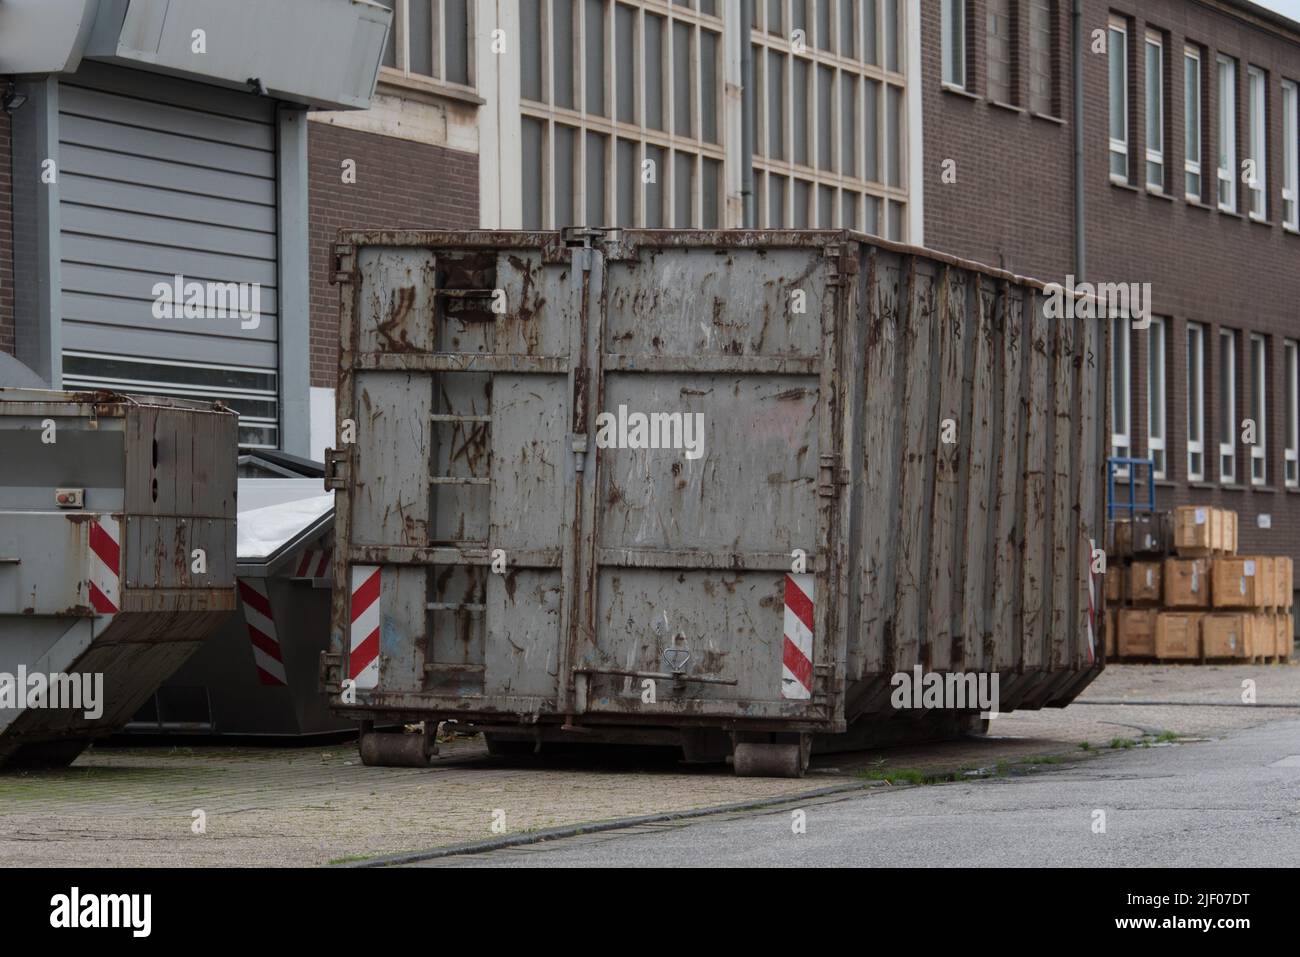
[
  {"x1": 0, "y1": 389, "x2": 238, "y2": 766},
  {"x1": 322, "y1": 229, "x2": 1109, "y2": 776},
  {"x1": 126, "y1": 480, "x2": 352, "y2": 738}
]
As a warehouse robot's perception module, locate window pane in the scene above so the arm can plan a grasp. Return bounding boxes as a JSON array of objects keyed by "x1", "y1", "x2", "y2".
[
  {"x1": 887, "y1": 200, "x2": 904, "y2": 240},
  {"x1": 794, "y1": 179, "x2": 811, "y2": 228},
  {"x1": 703, "y1": 158, "x2": 721, "y2": 228},
  {"x1": 646, "y1": 15, "x2": 664, "y2": 129},
  {"x1": 1028, "y1": 0, "x2": 1053, "y2": 115},
  {"x1": 409, "y1": 0, "x2": 433, "y2": 76},
  {"x1": 793, "y1": 58, "x2": 810, "y2": 166},
  {"x1": 987, "y1": 0, "x2": 1012, "y2": 104},
  {"x1": 701, "y1": 30, "x2": 719, "y2": 143},
  {"x1": 839, "y1": 0, "x2": 855, "y2": 59},
  {"x1": 555, "y1": 125, "x2": 577, "y2": 226},
  {"x1": 616, "y1": 4, "x2": 635, "y2": 121},
  {"x1": 841, "y1": 75, "x2": 857, "y2": 176},
  {"x1": 445, "y1": 0, "x2": 469, "y2": 85},
  {"x1": 864, "y1": 79, "x2": 880, "y2": 182},
  {"x1": 586, "y1": 132, "x2": 607, "y2": 225},
  {"x1": 585, "y1": 0, "x2": 607, "y2": 115},
  {"x1": 884, "y1": 0, "x2": 899, "y2": 72},
  {"x1": 376, "y1": 0, "x2": 396, "y2": 68},
  {"x1": 863, "y1": 0, "x2": 878, "y2": 66},
  {"x1": 818, "y1": 184, "x2": 834, "y2": 227},
  {"x1": 554, "y1": 0, "x2": 576, "y2": 108},
  {"x1": 521, "y1": 117, "x2": 545, "y2": 228},
  {"x1": 768, "y1": 173, "x2": 786, "y2": 227},
  {"x1": 644, "y1": 144, "x2": 665, "y2": 226},
  {"x1": 1109, "y1": 28, "x2": 1127, "y2": 143},
  {"x1": 1145, "y1": 41, "x2": 1162, "y2": 157},
  {"x1": 674, "y1": 151, "x2": 694, "y2": 227},
  {"x1": 886, "y1": 84, "x2": 902, "y2": 187},
  {"x1": 616, "y1": 138, "x2": 636, "y2": 226},
  {"x1": 674, "y1": 21, "x2": 693, "y2": 137},
  {"x1": 817, "y1": 66, "x2": 833, "y2": 171},
  {"x1": 816, "y1": 0, "x2": 832, "y2": 51},
  {"x1": 768, "y1": 50, "x2": 785, "y2": 159},
  {"x1": 1184, "y1": 53, "x2": 1200, "y2": 167},
  {"x1": 522, "y1": 0, "x2": 544, "y2": 100}
]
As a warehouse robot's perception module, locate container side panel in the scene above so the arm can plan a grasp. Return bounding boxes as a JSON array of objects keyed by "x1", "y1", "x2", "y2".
[
  {"x1": 891, "y1": 258, "x2": 939, "y2": 674},
  {"x1": 991, "y1": 287, "x2": 1025, "y2": 672},
  {"x1": 353, "y1": 372, "x2": 433, "y2": 546},
  {"x1": 1049, "y1": 305, "x2": 1077, "y2": 669},
  {"x1": 357, "y1": 248, "x2": 439, "y2": 354},
  {"x1": 490, "y1": 374, "x2": 571, "y2": 550},
  {"x1": 1020, "y1": 290, "x2": 1051, "y2": 671},
  {"x1": 960, "y1": 278, "x2": 997, "y2": 673}
]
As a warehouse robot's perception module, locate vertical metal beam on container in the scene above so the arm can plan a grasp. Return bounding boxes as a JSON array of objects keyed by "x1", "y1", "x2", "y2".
[{"x1": 10, "y1": 77, "x2": 62, "y2": 387}]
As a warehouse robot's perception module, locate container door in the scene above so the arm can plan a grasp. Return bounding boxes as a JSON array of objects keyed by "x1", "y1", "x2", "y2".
[
  {"x1": 334, "y1": 239, "x2": 579, "y2": 714},
  {"x1": 570, "y1": 235, "x2": 849, "y2": 728}
]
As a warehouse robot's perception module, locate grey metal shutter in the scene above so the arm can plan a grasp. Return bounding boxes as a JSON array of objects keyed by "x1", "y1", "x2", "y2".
[{"x1": 58, "y1": 61, "x2": 280, "y2": 448}]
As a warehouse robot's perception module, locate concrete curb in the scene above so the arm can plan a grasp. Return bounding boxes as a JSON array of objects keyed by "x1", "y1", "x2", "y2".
[{"x1": 340, "y1": 779, "x2": 873, "y2": 867}]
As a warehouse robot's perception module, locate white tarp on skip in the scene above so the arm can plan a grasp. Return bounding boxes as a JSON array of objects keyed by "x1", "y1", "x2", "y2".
[{"x1": 237, "y1": 480, "x2": 333, "y2": 561}]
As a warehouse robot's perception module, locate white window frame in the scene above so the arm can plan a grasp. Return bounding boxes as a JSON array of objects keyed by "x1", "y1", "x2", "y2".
[
  {"x1": 1185, "y1": 46, "x2": 1202, "y2": 201},
  {"x1": 1250, "y1": 333, "x2": 1267, "y2": 486},
  {"x1": 1147, "y1": 317, "x2": 1167, "y2": 479},
  {"x1": 1286, "y1": 339, "x2": 1299, "y2": 488},
  {"x1": 1218, "y1": 56, "x2": 1237, "y2": 212},
  {"x1": 1283, "y1": 79, "x2": 1299, "y2": 231},
  {"x1": 1145, "y1": 32, "x2": 1165, "y2": 192},
  {"x1": 1220, "y1": 329, "x2": 1237, "y2": 484},
  {"x1": 1112, "y1": 315, "x2": 1132, "y2": 470},
  {"x1": 1187, "y1": 322, "x2": 1206, "y2": 482},
  {"x1": 1109, "y1": 19, "x2": 1130, "y2": 183},
  {"x1": 1248, "y1": 66, "x2": 1268, "y2": 221},
  {"x1": 943, "y1": 0, "x2": 967, "y2": 89}
]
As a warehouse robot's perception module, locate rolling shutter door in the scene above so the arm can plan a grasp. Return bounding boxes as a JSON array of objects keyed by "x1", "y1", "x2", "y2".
[{"x1": 58, "y1": 61, "x2": 280, "y2": 448}]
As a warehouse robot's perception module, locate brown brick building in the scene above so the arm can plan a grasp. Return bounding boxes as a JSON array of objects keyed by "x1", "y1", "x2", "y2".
[{"x1": 924, "y1": 0, "x2": 1300, "y2": 610}]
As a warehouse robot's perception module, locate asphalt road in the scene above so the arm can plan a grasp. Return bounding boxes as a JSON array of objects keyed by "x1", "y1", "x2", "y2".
[{"x1": 414, "y1": 717, "x2": 1300, "y2": 867}]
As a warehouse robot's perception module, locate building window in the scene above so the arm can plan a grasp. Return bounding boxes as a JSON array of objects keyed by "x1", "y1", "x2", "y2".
[
  {"x1": 943, "y1": 0, "x2": 966, "y2": 88},
  {"x1": 752, "y1": 0, "x2": 906, "y2": 238},
  {"x1": 1219, "y1": 329, "x2": 1237, "y2": 483},
  {"x1": 1108, "y1": 18, "x2": 1129, "y2": 182},
  {"x1": 1185, "y1": 46, "x2": 1203, "y2": 200},
  {"x1": 1283, "y1": 80, "x2": 1298, "y2": 230},
  {"x1": 1112, "y1": 315, "x2": 1132, "y2": 467},
  {"x1": 376, "y1": 0, "x2": 473, "y2": 89},
  {"x1": 1148, "y1": 317, "x2": 1167, "y2": 479},
  {"x1": 1218, "y1": 56, "x2": 1237, "y2": 212},
  {"x1": 1250, "y1": 334, "x2": 1267, "y2": 485},
  {"x1": 1028, "y1": 0, "x2": 1056, "y2": 116},
  {"x1": 1145, "y1": 32, "x2": 1165, "y2": 192},
  {"x1": 1187, "y1": 322, "x2": 1206, "y2": 482},
  {"x1": 1286, "y1": 339, "x2": 1299, "y2": 488},
  {"x1": 520, "y1": 1, "x2": 724, "y2": 229},
  {"x1": 986, "y1": 0, "x2": 1015, "y2": 105},
  {"x1": 1247, "y1": 66, "x2": 1267, "y2": 220}
]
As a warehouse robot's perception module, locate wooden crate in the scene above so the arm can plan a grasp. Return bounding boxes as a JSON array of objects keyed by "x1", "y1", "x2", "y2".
[
  {"x1": 1277, "y1": 557, "x2": 1294, "y2": 611},
  {"x1": 1280, "y1": 613, "x2": 1294, "y2": 661},
  {"x1": 1127, "y1": 561, "x2": 1162, "y2": 605},
  {"x1": 1172, "y1": 506, "x2": 1214, "y2": 555},
  {"x1": 1202, "y1": 613, "x2": 1254, "y2": 659},
  {"x1": 1117, "y1": 608, "x2": 1158, "y2": 658},
  {"x1": 1154, "y1": 612, "x2": 1202, "y2": 659},
  {"x1": 1258, "y1": 557, "x2": 1277, "y2": 609},
  {"x1": 1105, "y1": 608, "x2": 1117, "y2": 658},
  {"x1": 1105, "y1": 564, "x2": 1124, "y2": 604},
  {"x1": 1223, "y1": 510, "x2": 1238, "y2": 555},
  {"x1": 1211, "y1": 557, "x2": 1264, "y2": 608},
  {"x1": 1162, "y1": 558, "x2": 1209, "y2": 608}
]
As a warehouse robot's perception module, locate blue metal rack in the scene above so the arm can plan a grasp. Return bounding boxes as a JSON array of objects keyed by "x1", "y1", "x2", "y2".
[{"x1": 1106, "y1": 456, "x2": 1157, "y2": 521}]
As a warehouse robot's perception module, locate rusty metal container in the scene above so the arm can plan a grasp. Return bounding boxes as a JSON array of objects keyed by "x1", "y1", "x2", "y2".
[
  {"x1": 0, "y1": 388, "x2": 238, "y2": 766},
  {"x1": 323, "y1": 229, "x2": 1109, "y2": 776}
]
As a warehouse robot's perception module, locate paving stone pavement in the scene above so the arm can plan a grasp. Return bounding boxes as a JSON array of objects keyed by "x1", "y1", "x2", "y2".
[{"x1": 0, "y1": 662, "x2": 1295, "y2": 866}]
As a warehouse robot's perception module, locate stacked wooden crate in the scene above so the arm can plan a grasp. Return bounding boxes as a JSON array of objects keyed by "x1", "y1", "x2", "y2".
[{"x1": 1105, "y1": 506, "x2": 1293, "y2": 663}]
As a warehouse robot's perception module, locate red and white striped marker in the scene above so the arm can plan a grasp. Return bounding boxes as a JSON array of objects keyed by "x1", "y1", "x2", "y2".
[
  {"x1": 87, "y1": 516, "x2": 121, "y2": 616},
  {"x1": 291, "y1": 547, "x2": 332, "y2": 581},
  {"x1": 237, "y1": 578, "x2": 287, "y2": 686},
  {"x1": 349, "y1": 565, "x2": 381, "y2": 689},
  {"x1": 782, "y1": 573, "x2": 814, "y2": 700}
]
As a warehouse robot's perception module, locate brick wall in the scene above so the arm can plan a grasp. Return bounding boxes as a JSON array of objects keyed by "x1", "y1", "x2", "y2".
[
  {"x1": 921, "y1": 0, "x2": 1076, "y2": 280},
  {"x1": 0, "y1": 109, "x2": 14, "y2": 357},
  {"x1": 307, "y1": 122, "x2": 478, "y2": 388},
  {"x1": 922, "y1": 0, "x2": 1300, "y2": 590}
]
